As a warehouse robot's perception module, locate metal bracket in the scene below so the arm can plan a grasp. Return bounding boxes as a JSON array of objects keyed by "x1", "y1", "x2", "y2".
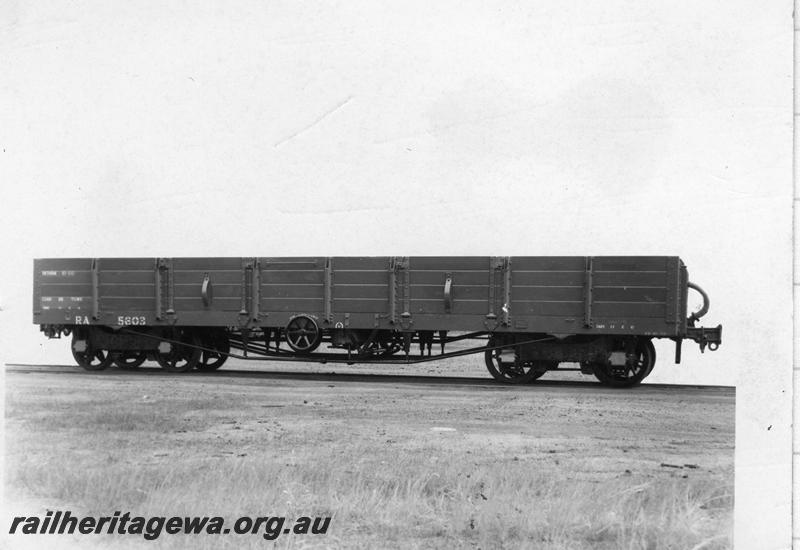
[
  {"x1": 324, "y1": 257, "x2": 333, "y2": 323},
  {"x1": 239, "y1": 258, "x2": 254, "y2": 324},
  {"x1": 401, "y1": 257, "x2": 410, "y2": 319},
  {"x1": 91, "y1": 258, "x2": 100, "y2": 320},
  {"x1": 502, "y1": 257, "x2": 511, "y2": 326},
  {"x1": 488, "y1": 257, "x2": 501, "y2": 319},
  {"x1": 486, "y1": 257, "x2": 504, "y2": 329},
  {"x1": 389, "y1": 257, "x2": 399, "y2": 324},
  {"x1": 665, "y1": 257, "x2": 679, "y2": 324},
  {"x1": 154, "y1": 258, "x2": 164, "y2": 320},
  {"x1": 443, "y1": 272, "x2": 453, "y2": 313},
  {"x1": 250, "y1": 258, "x2": 260, "y2": 322},
  {"x1": 165, "y1": 258, "x2": 175, "y2": 316},
  {"x1": 488, "y1": 257, "x2": 511, "y2": 326},
  {"x1": 583, "y1": 256, "x2": 594, "y2": 328},
  {"x1": 390, "y1": 257, "x2": 411, "y2": 327},
  {"x1": 240, "y1": 261, "x2": 249, "y2": 316},
  {"x1": 201, "y1": 273, "x2": 213, "y2": 307}
]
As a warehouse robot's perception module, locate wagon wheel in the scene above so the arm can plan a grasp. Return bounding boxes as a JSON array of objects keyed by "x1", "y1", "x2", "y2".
[
  {"x1": 584, "y1": 361, "x2": 610, "y2": 384},
  {"x1": 285, "y1": 315, "x2": 322, "y2": 354},
  {"x1": 527, "y1": 361, "x2": 558, "y2": 382},
  {"x1": 71, "y1": 334, "x2": 113, "y2": 371},
  {"x1": 197, "y1": 332, "x2": 231, "y2": 371},
  {"x1": 591, "y1": 338, "x2": 656, "y2": 388},
  {"x1": 113, "y1": 351, "x2": 147, "y2": 370},
  {"x1": 156, "y1": 331, "x2": 202, "y2": 373},
  {"x1": 484, "y1": 344, "x2": 540, "y2": 384}
]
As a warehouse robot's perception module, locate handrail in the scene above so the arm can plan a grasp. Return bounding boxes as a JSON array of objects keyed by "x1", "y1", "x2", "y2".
[{"x1": 687, "y1": 281, "x2": 710, "y2": 325}]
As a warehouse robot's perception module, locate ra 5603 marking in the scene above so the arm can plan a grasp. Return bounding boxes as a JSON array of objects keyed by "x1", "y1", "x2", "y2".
[
  {"x1": 117, "y1": 316, "x2": 147, "y2": 326},
  {"x1": 72, "y1": 315, "x2": 148, "y2": 326}
]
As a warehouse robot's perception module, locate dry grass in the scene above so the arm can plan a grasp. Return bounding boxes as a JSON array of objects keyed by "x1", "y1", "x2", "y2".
[{"x1": 4, "y1": 367, "x2": 733, "y2": 549}]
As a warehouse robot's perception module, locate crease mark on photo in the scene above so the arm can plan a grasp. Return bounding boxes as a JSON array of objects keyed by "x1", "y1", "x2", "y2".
[{"x1": 274, "y1": 95, "x2": 353, "y2": 148}]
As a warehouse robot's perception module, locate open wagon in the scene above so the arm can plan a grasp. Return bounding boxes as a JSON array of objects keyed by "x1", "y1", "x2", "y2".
[{"x1": 33, "y1": 256, "x2": 721, "y2": 387}]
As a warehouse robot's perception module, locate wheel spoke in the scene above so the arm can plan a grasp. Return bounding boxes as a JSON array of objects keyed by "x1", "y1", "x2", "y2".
[{"x1": 284, "y1": 316, "x2": 320, "y2": 353}]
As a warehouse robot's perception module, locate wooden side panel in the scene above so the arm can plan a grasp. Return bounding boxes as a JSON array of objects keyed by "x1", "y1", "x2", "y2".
[
  {"x1": 261, "y1": 257, "x2": 326, "y2": 313},
  {"x1": 510, "y1": 257, "x2": 584, "y2": 318},
  {"x1": 32, "y1": 256, "x2": 686, "y2": 337},
  {"x1": 34, "y1": 258, "x2": 94, "y2": 318},
  {"x1": 330, "y1": 257, "x2": 390, "y2": 315},
  {"x1": 512, "y1": 257, "x2": 586, "y2": 270},
  {"x1": 98, "y1": 258, "x2": 156, "y2": 312},
  {"x1": 171, "y1": 257, "x2": 243, "y2": 313},
  {"x1": 590, "y1": 256, "x2": 668, "y2": 322},
  {"x1": 407, "y1": 256, "x2": 491, "y2": 315}
]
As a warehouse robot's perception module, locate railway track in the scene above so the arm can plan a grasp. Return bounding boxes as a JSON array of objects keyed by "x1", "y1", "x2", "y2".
[{"x1": 5, "y1": 363, "x2": 734, "y2": 399}]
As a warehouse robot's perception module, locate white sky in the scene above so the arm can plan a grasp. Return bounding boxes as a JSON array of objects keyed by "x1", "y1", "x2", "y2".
[{"x1": 0, "y1": 1, "x2": 793, "y2": 547}]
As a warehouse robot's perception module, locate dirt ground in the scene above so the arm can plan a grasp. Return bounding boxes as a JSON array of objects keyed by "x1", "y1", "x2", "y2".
[{"x1": 3, "y1": 358, "x2": 734, "y2": 549}]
